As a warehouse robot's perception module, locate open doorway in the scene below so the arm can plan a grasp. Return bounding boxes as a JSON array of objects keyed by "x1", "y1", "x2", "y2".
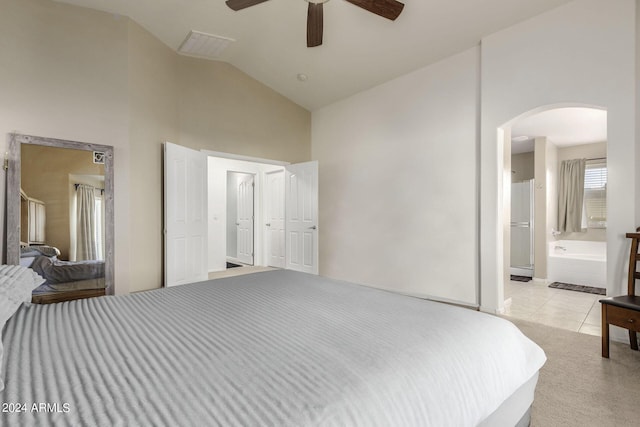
[
  {"x1": 501, "y1": 107, "x2": 607, "y2": 336},
  {"x1": 207, "y1": 155, "x2": 286, "y2": 274},
  {"x1": 163, "y1": 143, "x2": 319, "y2": 287},
  {"x1": 206, "y1": 154, "x2": 319, "y2": 276}
]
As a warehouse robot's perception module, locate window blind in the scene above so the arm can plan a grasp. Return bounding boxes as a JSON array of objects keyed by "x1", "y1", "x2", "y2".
[{"x1": 584, "y1": 161, "x2": 606, "y2": 228}]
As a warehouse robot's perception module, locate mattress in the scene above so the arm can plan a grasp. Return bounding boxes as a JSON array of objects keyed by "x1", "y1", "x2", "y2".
[
  {"x1": 31, "y1": 278, "x2": 106, "y2": 294},
  {"x1": 0, "y1": 270, "x2": 546, "y2": 426},
  {"x1": 29, "y1": 255, "x2": 104, "y2": 285}
]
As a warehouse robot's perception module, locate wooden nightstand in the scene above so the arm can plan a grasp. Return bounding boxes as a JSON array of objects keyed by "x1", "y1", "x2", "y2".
[{"x1": 32, "y1": 289, "x2": 106, "y2": 304}]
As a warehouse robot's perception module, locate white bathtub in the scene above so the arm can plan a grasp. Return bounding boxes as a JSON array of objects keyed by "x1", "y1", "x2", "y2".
[{"x1": 547, "y1": 240, "x2": 606, "y2": 288}]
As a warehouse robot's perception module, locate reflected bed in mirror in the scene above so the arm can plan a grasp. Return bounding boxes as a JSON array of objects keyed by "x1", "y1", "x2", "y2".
[{"x1": 7, "y1": 134, "x2": 114, "y2": 300}]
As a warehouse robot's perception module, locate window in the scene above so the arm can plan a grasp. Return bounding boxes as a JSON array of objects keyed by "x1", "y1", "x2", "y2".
[
  {"x1": 94, "y1": 195, "x2": 105, "y2": 260},
  {"x1": 583, "y1": 161, "x2": 607, "y2": 228}
]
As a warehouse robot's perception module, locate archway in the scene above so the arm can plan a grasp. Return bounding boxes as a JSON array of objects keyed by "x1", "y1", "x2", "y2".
[{"x1": 485, "y1": 103, "x2": 608, "y2": 326}]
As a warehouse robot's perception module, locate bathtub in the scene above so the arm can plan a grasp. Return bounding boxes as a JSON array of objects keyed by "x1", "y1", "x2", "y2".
[{"x1": 547, "y1": 240, "x2": 606, "y2": 288}]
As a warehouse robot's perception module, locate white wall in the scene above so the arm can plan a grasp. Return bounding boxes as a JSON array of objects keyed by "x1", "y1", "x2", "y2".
[
  {"x1": 312, "y1": 48, "x2": 480, "y2": 305},
  {"x1": 545, "y1": 141, "x2": 559, "y2": 262},
  {"x1": 207, "y1": 156, "x2": 284, "y2": 272},
  {"x1": 480, "y1": 0, "x2": 635, "y2": 312},
  {"x1": 532, "y1": 137, "x2": 559, "y2": 280}
]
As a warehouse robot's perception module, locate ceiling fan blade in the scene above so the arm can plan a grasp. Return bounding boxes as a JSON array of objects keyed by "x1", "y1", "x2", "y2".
[
  {"x1": 307, "y1": 3, "x2": 323, "y2": 48},
  {"x1": 344, "y1": 0, "x2": 404, "y2": 21},
  {"x1": 225, "y1": 0, "x2": 270, "y2": 11}
]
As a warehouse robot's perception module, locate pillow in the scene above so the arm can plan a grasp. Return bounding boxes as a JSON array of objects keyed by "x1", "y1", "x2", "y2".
[
  {"x1": 0, "y1": 265, "x2": 45, "y2": 391},
  {"x1": 19, "y1": 256, "x2": 37, "y2": 268},
  {"x1": 20, "y1": 245, "x2": 60, "y2": 258}
]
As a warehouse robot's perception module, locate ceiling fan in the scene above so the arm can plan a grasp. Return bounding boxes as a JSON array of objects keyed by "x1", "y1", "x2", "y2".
[{"x1": 225, "y1": 0, "x2": 405, "y2": 47}]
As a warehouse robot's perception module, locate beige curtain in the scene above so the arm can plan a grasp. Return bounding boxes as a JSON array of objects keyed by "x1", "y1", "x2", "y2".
[
  {"x1": 76, "y1": 184, "x2": 97, "y2": 260},
  {"x1": 558, "y1": 159, "x2": 586, "y2": 233}
]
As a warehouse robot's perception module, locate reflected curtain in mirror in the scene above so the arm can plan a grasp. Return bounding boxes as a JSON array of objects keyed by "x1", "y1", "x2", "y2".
[
  {"x1": 558, "y1": 158, "x2": 586, "y2": 233},
  {"x1": 76, "y1": 184, "x2": 98, "y2": 261}
]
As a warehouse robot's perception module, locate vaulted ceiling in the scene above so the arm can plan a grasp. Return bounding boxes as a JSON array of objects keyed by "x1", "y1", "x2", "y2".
[{"x1": 54, "y1": 0, "x2": 572, "y2": 110}]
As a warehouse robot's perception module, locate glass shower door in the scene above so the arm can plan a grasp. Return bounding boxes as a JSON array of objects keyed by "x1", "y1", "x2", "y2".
[{"x1": 510, "y1": 179, "x2": 534, "y2": 277}]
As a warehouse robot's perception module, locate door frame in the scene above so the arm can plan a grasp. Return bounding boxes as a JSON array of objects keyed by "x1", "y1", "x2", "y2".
[
  {"x1": 205, "y1": 152, "x2": 286, "y2": 272},
  {"x1": 201, "y1": 150, "x2": 318, "y2": 275}
]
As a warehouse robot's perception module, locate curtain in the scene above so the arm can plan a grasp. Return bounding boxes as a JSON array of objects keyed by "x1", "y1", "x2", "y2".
[
  {"x1": 76, "y1": 184, "x2": 97, "y2": 260},
  {"x1": 558, "y1": 159, "x2": 586, "y2": 233}
]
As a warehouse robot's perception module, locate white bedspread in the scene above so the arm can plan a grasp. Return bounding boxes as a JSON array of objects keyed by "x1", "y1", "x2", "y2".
[{"x1": 0, "y1": 270, "x2": 545, "y2": 426}]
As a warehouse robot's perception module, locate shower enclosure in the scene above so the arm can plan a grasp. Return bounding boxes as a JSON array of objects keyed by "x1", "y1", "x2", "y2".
[{"x1": 510, "y1": 179, "x2": 534, "y2": 277}]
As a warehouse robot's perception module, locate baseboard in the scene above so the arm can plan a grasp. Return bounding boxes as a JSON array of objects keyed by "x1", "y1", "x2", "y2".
[
  {"x1": 532, "y1": 277, "x2": 547, "y2": 285},
  {"x1": 510, "y1": 267, "x2": 533, "y2": 277},
  {"x1": 481, "y1": 305, "x2": 507, "y2": 315},
  {"x1": 503, "y1": 297, "x2": 513, "y2": 311}
]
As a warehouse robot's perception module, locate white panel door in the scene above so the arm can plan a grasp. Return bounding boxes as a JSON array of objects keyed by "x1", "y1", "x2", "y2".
[
  {"x1": 265, "y1": 169, "x2": 285, "y2": 268},
  {"x1": 164, "y1": 142, "x2": 208, "y2": 287},
  {"x1": 285, "y1": 161, "x2": 318, "y2": 275},
  {"x1": 237, "y1": 174, "x2": 254, "y2": 265}
]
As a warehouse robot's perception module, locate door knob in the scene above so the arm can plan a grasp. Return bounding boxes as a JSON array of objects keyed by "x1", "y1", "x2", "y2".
[
  {"x1": 236, "y1": 222, "x2": 240, "y2": 226},
  {"x1": 308, "y1": 225, "x2": 317, "y2": 230},
  {"x1": 266, "y1": 223, "x2": 271, "y2": 227}
]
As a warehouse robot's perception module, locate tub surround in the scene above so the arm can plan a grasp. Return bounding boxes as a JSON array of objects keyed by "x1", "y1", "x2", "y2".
[{"x1": 547, "y1": 240, "x2": 606, "y2": 289}]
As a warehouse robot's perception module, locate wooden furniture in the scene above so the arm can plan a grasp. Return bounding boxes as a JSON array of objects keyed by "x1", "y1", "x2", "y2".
[
  {"x1": 600, "y1": 229, "x2": 640, "y2": 358},
  {"x1": 32, "y1": 288, "x2": 106, "y2": 304},
  {"x1": 20, "y1": 189, "x2": 46, "y2": 246}
]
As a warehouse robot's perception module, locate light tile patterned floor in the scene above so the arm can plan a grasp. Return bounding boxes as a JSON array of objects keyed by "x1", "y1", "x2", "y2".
[
  {"x1": 503, "y1": 279, "x2": 602, "y2": 336},
  {"x1": 208, "y1": 265, "x2": 275, "y2": 280}
]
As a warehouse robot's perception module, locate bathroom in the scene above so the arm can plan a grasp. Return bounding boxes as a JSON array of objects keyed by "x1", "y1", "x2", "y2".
[{"x1": 504, "y1": 107, "x2": 606, "y2": 335}]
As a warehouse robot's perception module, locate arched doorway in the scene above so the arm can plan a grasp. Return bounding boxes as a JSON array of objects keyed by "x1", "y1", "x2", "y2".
[{"x1": 493, "y1": 104, "x2": 608, "y2": 335}]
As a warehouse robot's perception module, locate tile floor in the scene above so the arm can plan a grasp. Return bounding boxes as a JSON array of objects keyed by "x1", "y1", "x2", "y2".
[
  {"x1": 503, "y1": 278, "x2": 602, "y2": 336},
  {"x1": 208, "y1": 265, "x2": 275, "y2": 280}
]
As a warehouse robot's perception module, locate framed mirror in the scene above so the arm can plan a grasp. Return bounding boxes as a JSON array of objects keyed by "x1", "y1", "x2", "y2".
[{"x1": 6, "y1": 133, "x2": 114, "y2": 295}]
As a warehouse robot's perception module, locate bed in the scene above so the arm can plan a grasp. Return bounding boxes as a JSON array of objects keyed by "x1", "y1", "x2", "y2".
[
  {"x1": 0, "y1": 268, "x2": 545, "y2": 426},
  {"x1": 20, "y1": 246, "x2": 105, "y2": 297}
]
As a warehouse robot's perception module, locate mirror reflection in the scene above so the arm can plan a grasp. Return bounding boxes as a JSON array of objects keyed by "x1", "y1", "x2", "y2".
[{"x1": 20, "y1": 144, "x2": 106, "y2": 298}]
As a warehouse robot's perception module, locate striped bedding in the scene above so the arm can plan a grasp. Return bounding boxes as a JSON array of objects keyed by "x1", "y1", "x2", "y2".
[{"x1": 0, "y1": 270, "x2": 545, "y2": 426}]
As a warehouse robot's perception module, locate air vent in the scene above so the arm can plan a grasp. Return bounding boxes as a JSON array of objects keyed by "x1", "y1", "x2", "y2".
[{"x1": 178, "y1": 31, "x2": 235, "y2": 59}]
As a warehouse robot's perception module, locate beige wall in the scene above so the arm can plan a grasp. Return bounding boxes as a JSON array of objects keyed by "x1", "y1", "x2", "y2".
[
  {"x1": 21, "y1": 145, "x2": 104, "y2": 260},
  {"x1": 557, "y1": 141, "x2": 607, "y2": 162},
  {"x1": 126, "y1": 25, "x2": 310, "y2": 293},
  {"x1": 178, "y1": 58, "x2": 310, "y2": 163},
  {"x1": 127, "y1": 22, "x2": 179, "y2": 293},
  {"x1": 0, "y1": 0, "x2": 311, "y2": 294},
  {"x1": 0, "y1": 0, "x2": 132, "y2": 291},
  {"x1": 511, "y1": 152, "x2": 534, "y2": 182}
]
